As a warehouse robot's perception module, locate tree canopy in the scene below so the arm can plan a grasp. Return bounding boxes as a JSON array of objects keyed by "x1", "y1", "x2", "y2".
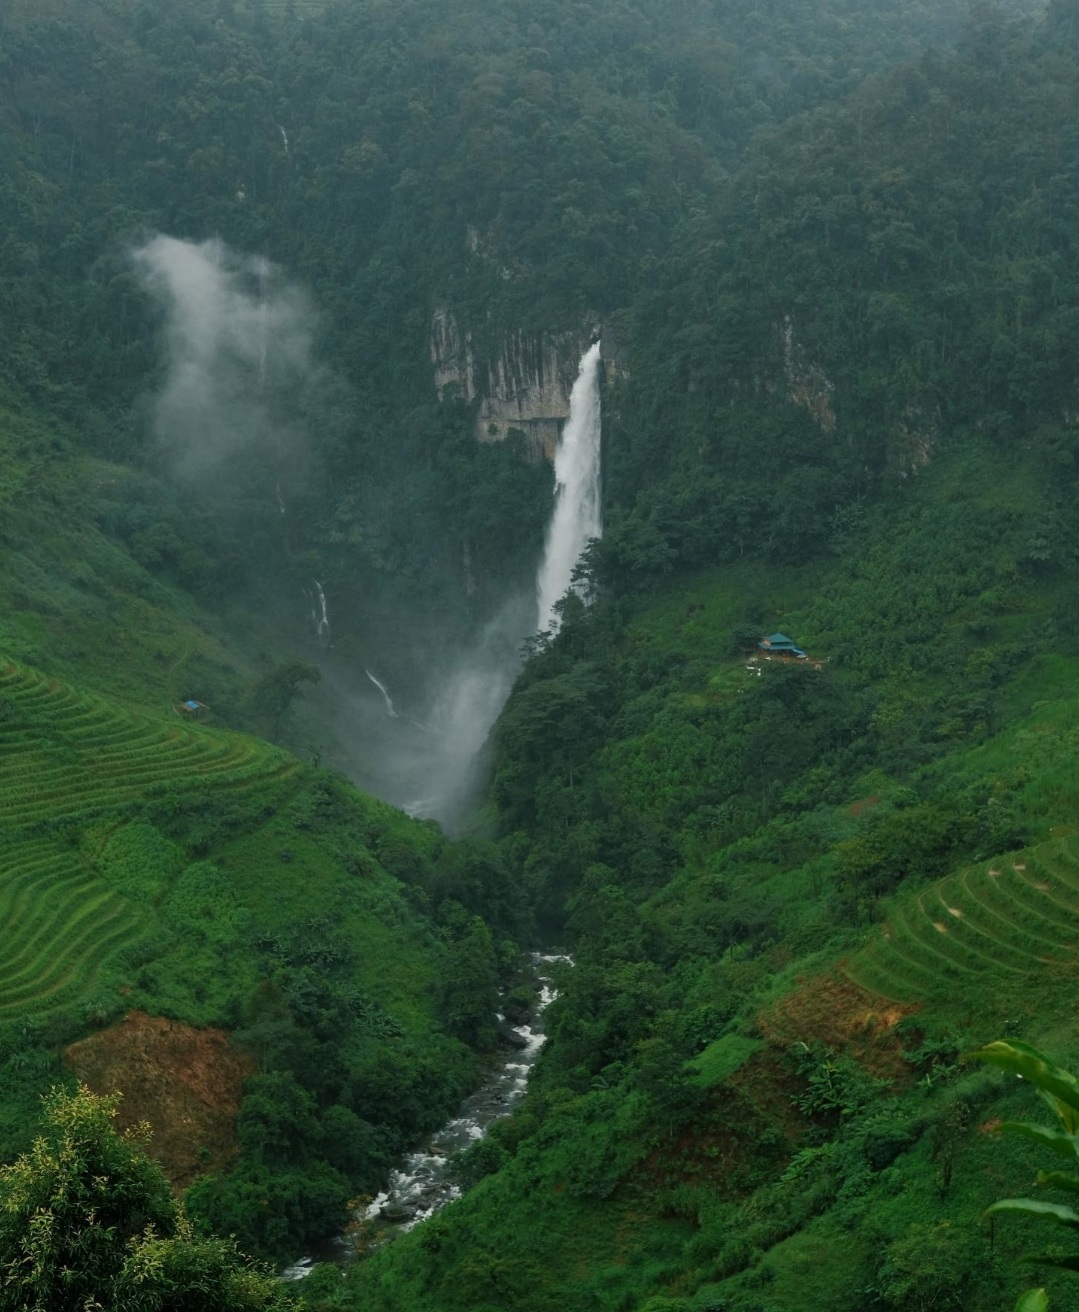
[{"x1": 0, "y1": 1084, "x2": 295, "y2": 1311}]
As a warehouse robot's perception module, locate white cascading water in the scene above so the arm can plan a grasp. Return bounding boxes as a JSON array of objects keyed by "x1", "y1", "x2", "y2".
[
  {"x1": 535, "y1": 340, "x2": 603, "y2": 634},
  {"x1": 396, "y1": 596, "x2": 530, "y2": 820},
  {"x1": 312, "y1": 580, "x2": 330, "y2": 641},
  {"x1": 348, "y1": 341, "x2": 603, "y2": 828},
  {"x1": 357, "y1": 955, "x2": 572, "y2": 1237},
  {"x1": 281, "y1": 953, "x2": 573, "y2": 1278},
  {"x1": 365, "y1": 669, "x2": 398, "y2": 719}
]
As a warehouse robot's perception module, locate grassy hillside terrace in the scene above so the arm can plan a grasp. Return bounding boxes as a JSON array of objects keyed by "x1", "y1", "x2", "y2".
[
  {"x1": 846, "y1": 833, "x2": 1079, "y2": 1003},
  {"x1": 0, "y1": 645, "x2": 485, "y2": 1262},
  {"x1": 0, "y1": 655, "x2": 297, "y2": 1020}
]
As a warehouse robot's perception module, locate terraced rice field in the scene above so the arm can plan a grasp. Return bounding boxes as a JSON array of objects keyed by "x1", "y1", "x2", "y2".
[
  {"x1": 0, "y1": 838, "x2": 142, "y2": 1018},
  {"x1": 0, "y1": 659, "x2": 296, "y2": 1018},
  {"x1": 845, "y1": 834, "x2": 1079, "y2": 1003}
]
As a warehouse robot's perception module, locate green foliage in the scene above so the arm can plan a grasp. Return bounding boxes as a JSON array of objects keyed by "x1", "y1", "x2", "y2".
[
  {"x1": 437, "y1": 912, "x2": 500, "y2": 1049},
  {"x1": 0, "y1": 0, "x2": 988, "y2": 710},
  {"x1": 848, "y1": 828, "x2": 1079, "y2": 1003},
  {"x1": 92, "y1": 820, "x2": 184, "y2": 902},
  {"x1": 691, "y1": 1034, "x2": 761, "y2": 1090},
  {"x1": 294, "y1": 1264, "x2": 350, "y2": 1311},
  {"x1": 7, "y1": 0, "x2": 1079, "y2": 1306},
  {"x1": 868, "y1": 1220, "x2": 978, "y2": 1312},
  {"x1": 790, "y1": 1042, "x2": 885, "y2": 1123},
  {"x1": 971, "y1": 1040, "x2": 1079, "y2": 1306},
  {"x1": 971, "y1": 1042, "x2": 1079, "y2": 1135},
  {"x1": 250, "y1": 662, "x2": 321, "y2": 744},
  {"x1": 186, "y1": 1161, "x2": 352, "y2": 1263},
  {"x1": 0, "y1": 1084, "x2": 293, "y2": 1311},
  {"x1": 833, "y1": 800, "x2": 971, "y2": 902},
  {"x1": 0, "y1": 655, "x2": 496, "y2": 1262},
  {"x1": 345, "y1": 484, "x2": 1079, "y2": 1312},
  {"x1": 450, "y1": 1136, "x2": 510, "y2": 1192}
]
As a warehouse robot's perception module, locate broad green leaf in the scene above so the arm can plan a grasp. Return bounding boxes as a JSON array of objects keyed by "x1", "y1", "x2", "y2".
[
  {"x1": 969, "y1": 1042, "x2": 1079, "y2": 1126},
  {"x1": 1001, "y1": 1121, "x2": 1079, "y2": 1161},
  {"x1": 987, "y1": 1198, "x2": 1079, "y2": 1229},
  {"x1": 1015, "y1": 1289, "x2": 1048, "y2": 1312},
  {"x1": 1037, "y1": 1170, "x2": 1079, "y2": 1193},
  {"x1": 1042, "y1": 1092, "x2": 1079, "y2": 1136}
]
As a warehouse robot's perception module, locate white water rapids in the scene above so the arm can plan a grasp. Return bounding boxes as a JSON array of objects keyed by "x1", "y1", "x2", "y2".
[
  {"x1": 282, "y1": 953, "x2": 570, "y2": 1279},
  {"x1": 535, "y1": 339, "x2": 603, "y2": 634},
  {"x1": 360, "y1": 954, "x2": 570, "y2": 1235}
]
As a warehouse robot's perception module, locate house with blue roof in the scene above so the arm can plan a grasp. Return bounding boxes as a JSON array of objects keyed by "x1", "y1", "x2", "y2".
[{"x1": 758, "y1": 633, "x2": 807, "y2": 658}]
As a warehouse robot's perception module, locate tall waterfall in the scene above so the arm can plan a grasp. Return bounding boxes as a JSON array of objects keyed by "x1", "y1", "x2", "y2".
[
  {"x1": 535, "y1": 341, "x2": 603, "y2": 633},
  {"x1": 343, "y1": 341, "x2": 603, "y2": 830}
]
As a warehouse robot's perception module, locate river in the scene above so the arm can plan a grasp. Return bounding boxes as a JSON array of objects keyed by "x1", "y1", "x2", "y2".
[{"x1": 282, "y1": 951, "x2": 569, "y2": 1278}]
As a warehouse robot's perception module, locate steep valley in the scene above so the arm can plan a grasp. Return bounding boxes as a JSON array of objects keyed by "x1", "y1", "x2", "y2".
[{"x1": 4, "y1": 0, "x2": 1079, "y2": 1310}]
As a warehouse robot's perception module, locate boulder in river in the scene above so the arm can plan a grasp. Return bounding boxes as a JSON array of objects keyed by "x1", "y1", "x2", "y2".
[
  {"x1": 501, "y1": 998, "x2": 532, "y2": 1026},
  {"x1": 497, "y1": 1021, "x2": 529, "y2": 1049},
  {"x1": 379, "y1": 1202, "x2": 418, "y2": 1223}
]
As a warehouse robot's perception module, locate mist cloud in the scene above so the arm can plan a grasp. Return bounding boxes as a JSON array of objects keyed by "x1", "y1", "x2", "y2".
[{"x1": 133, "y1": 235, "x2": 317, "y2": 478}]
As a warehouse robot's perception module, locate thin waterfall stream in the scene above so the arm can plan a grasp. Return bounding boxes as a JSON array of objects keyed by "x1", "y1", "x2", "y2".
[
  {"x1": 282, "y1": 952, "x2": 570, "y2": 1279},
  {"x1": 364, "y1": 669, "x2": 398, "y2": 718}
]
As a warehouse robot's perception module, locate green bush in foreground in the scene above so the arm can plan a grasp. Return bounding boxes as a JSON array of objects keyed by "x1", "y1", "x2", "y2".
[{"x1": 0, "y1": 1083, "x2": 295, "y2": 1312}]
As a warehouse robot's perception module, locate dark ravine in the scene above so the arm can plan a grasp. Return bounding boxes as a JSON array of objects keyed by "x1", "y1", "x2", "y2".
[{"x1": 281, "y1": 952, "x2": 570, "y2": 1280}]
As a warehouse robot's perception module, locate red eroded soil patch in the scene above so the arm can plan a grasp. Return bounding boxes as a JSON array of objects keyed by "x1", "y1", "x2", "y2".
[
  {"x1": 630, "y1": 1049, "x2": 805, "y2": 1207},
  {"x1": 756, "y1": 969, "x2": 918, "y2": 1081},
  {"x1": 65, "y1": 1012, "x2": 254, "y2": 1190}
]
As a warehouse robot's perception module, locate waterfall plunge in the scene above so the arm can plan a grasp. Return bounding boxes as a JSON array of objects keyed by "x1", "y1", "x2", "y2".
[
  {"x1": 535, "y1": 341, "x2": 603, "y2": 634},
  {"x1": 408, "y1": 342, "x2": 603, "y2": 823},
  {"x1": 347, "y1": 343, "x2": 603, "y2": 829}
]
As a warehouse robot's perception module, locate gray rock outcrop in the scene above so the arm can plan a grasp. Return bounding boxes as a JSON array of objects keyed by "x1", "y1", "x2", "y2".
[{"x1": 431, "y1": 307, "x2": 596, "y2": 461}]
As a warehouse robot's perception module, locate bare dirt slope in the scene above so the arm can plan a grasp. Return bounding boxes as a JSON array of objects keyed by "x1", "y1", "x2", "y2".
[{"x1": 66, "y1": 1011, "x2": 253, "y2": 1189}]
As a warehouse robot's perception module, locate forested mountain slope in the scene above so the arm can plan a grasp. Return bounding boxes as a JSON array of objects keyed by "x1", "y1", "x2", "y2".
[
  {"x1": 0, "y1": 643, "x2": 512, "y2": 1261},
  {"x1": 0, "y1": 373, "x2": 520, "y2": 1264},
  {"x1": 0, "y1": 0, "x2": 981, "y2": 693},
  {"x1": 337, "y1": 458, "x2": 1079, "y2": 1310},
  {"x1": 3, "y1": 0, "x2": 1079, "y2": 1309},
  {"x1": 336, "y1": 9, "x2": 1079, "y2": 1312},
  {"x1": 602, "y1": 4, "x2": 1079, "y2": 581}
]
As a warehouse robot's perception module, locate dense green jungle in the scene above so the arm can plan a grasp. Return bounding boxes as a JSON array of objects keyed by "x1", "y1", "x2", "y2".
[{"x1": 7, "y1": 0, "x2": 1079, "y2": 1308}]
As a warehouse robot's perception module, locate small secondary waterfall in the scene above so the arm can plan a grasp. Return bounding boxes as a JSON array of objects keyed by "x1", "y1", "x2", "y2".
[
  {"x1": 365, "y1": 669, "x2": 398, "y2": 719},
  {"x1": 312, "y1": 581, "x2": 330, "y2": 641},
  {"x1": 535, "y1": 341, "x2": 603, "y2": 634},
  {"x1": 254, "y1": 257, "x2": 271, "y2": 390}
]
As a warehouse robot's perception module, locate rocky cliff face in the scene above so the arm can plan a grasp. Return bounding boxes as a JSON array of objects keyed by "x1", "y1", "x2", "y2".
[
  {"x1": 431, "y1": 307, "x2": 595, "y2": 460},
  {"x1": 781, "y1": 315, "x2": 836, "y2": 433},
  {"x1": 779, "y1": 315, "x2": 937, "y2": 474}
]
